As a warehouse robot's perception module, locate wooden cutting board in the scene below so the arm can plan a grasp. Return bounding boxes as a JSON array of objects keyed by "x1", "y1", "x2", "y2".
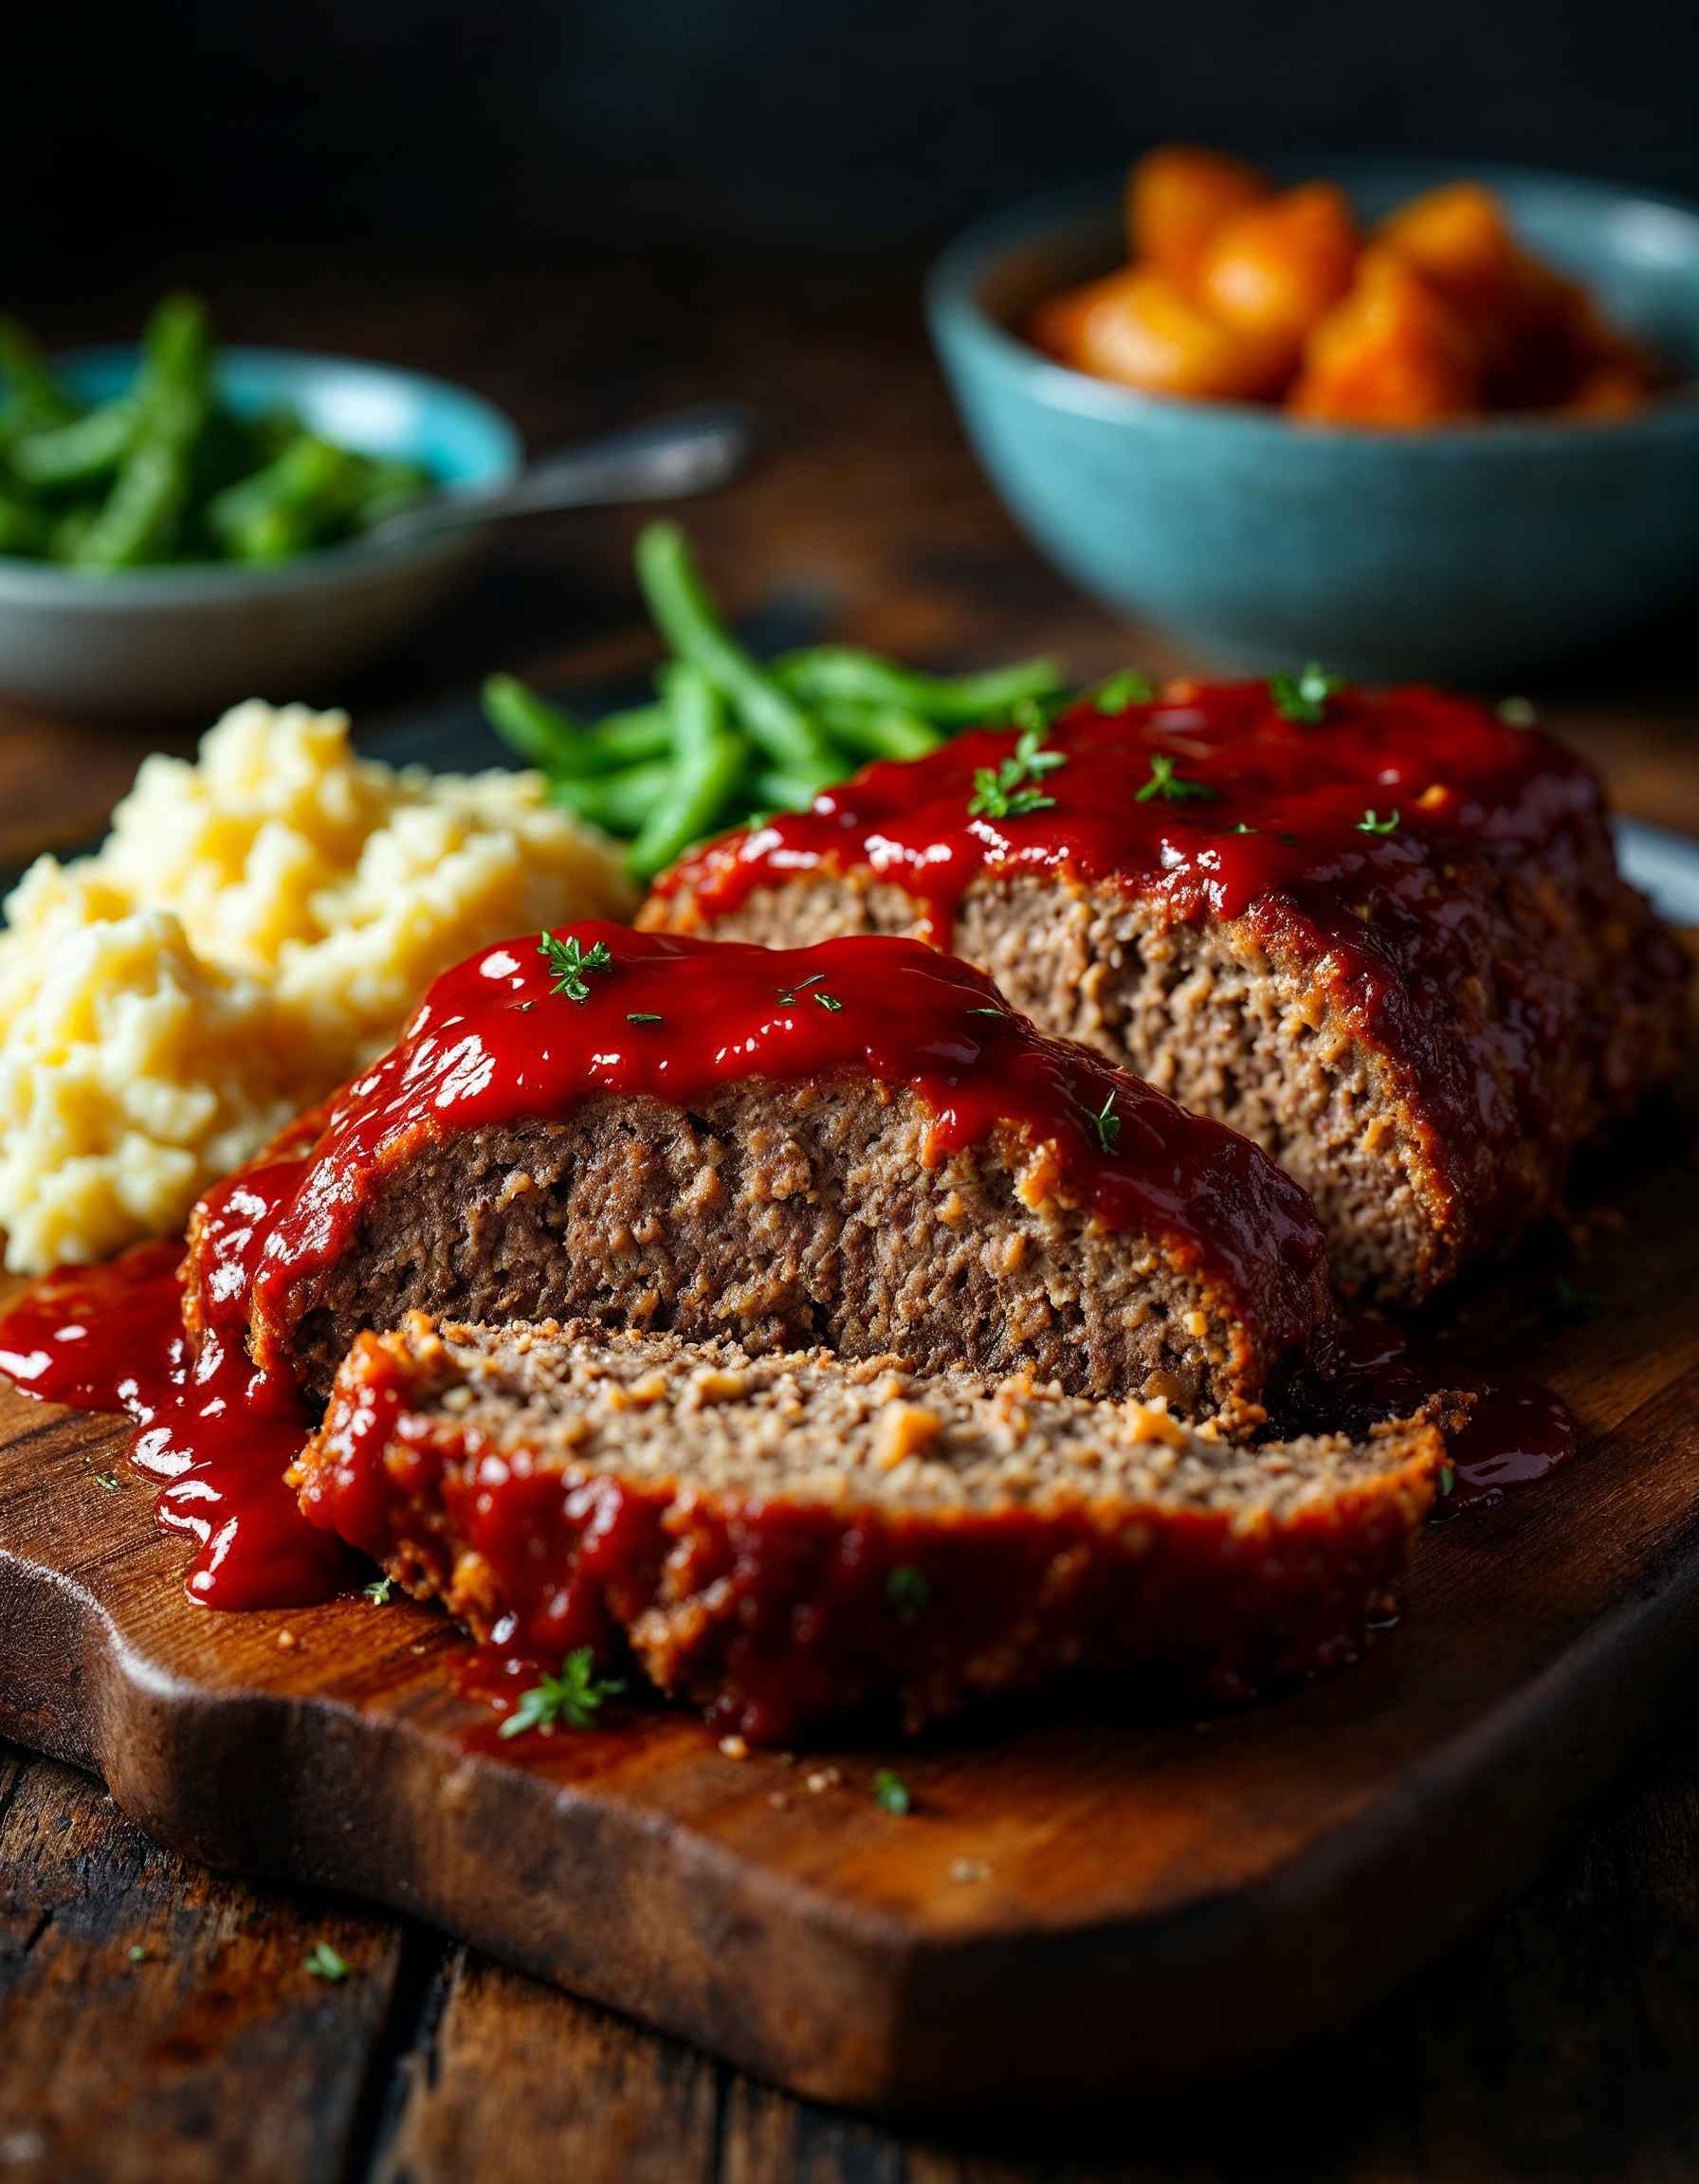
[{"x1": 3, "y1": 1077, "x2": 1698, "y2": 2113}]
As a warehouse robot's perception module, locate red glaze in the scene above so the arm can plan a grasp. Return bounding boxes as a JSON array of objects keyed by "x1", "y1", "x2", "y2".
[
  {"x1": 656, "y1": 681, "x2": 1663, "y2": 1258},
  {"x1": 1320, "y1": 1305, "x2": 1578, "y2": 1510},
  {"x1": 300, "y1": 1328, "x2": 1440, "y2": 1743},
  {"x1": 0, "y1": 1243, "x2": 353, "y2": 1608},
  {"x1": 188, "y1": 924, "x2": 1331, "y2": 1389}
]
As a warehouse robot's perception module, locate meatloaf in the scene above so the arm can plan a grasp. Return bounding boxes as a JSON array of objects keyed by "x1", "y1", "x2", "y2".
[
  {"x1": 644, "y1": 680, "x2": 1689, "y2": 1301},
  {"x1": 293, "y1": 1314, "x2": 1448, "y2": 1741},
  {"x1": 181, "y1": 925, "x2": 1332, "y2": 1429}
]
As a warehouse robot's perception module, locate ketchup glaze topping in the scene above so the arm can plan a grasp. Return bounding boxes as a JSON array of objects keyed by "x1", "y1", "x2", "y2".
[
  {"x1": 656, "y1": 679, "x2": 1601, "y2": 937},
  {"x1": 194, "y1": 923, "x2": 1330, "y2": 1383},
  {"x1": 686, "y1": 682, "x2": 1647, "y2": 1163}
]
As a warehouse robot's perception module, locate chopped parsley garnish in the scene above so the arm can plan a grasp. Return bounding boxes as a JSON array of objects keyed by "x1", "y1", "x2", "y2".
[
  {"x1": 1090, "y1": 1093, "x2": 1121, "y2": 1153},
  {"x1": 626, "y1": 1011, "x2": 663, "y2": 1026},
  {"x1": 538, "y1": 930, "x2": 612, "y2": 1003},
  {"x1": 872, "y1": 1768, "x2": 912, "y2": 1815},
  {"x1": 1497, "y1": 696, "x2": 1538, "y2": 726},
  {"x1": 499, "y1": 1648, "x2": 624, "y2": 1739},
  {"x1": 127, "y1": 1943, "x2": 152, "y2": 1963},
  {"x1": 1231, "y1": 822, "x2": 1256, "y2": 834},
  {"x1": 1270, "y1": 664, "x2": 1345, "y2": 724},
  {"x1": 813, "y1": 991, "x2": 844, "y2": 1012},
  {"x1": 514, "y1": 1000, "x2": 536, "y2": 1013},
  {"x1": 1135, "y1": 753, "x2": 1215, "y2": 805},
  {"x1": 968, "y1": 722, "x2": 1066, "y2": 821},
  {"x1": 1092, "y1": 669, "x2": 1156, "y2": 714},
  {"x1": 886, "y1": 1565, "x2": 930, "y2": 1625},
  {"x1": 363, "y1": 1575, "x2": 395, "y2": 1605},
  {"x1": 1552, "y1": 1278, "x2": 1601, "y2": 1324},
  {"x1": 92, "y1": 1470, "x2": 120, "y2": 1491},
  {"x1": 1435, "y1": 1463, "x2": 1456, "y2": 1501},
  {"x1": 1357, "y1": 809, "x2": 1400, "y2": 836},
  {"x1": 967, "y1": 1005, "x2": 1007, "y2": 1018},
  {"x1": 304, "y1": 1941, "x2": 350, "y2": 1983},
  {"x1": 775, "y1": 972, "x2": 828, "y2": 1005}
]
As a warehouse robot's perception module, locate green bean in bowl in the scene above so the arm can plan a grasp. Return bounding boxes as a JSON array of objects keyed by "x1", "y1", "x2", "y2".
[
  {"x1": 0, "y1": 296, "x2": 434, "y2": 570},
  {"x1": 484, "y1": 522, "x2": 1067, "y2": 883}
]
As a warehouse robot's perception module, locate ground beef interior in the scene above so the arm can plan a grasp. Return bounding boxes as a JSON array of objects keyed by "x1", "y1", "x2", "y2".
[
  {"x1": 293, "y1": 1315, "x2": 1448, "y2": 1741},
  {"x1": 247, "y1": 1081, "x2": 1328, "y2": 1431},
  {"x1": 650, "y1": 863, "x2": 1686, "y2": 1300}
]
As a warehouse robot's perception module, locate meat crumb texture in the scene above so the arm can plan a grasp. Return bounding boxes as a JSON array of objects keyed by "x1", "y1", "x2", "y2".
[{"x1": 292, "y1": 1315, "x2": 1449, "y2": 1743}]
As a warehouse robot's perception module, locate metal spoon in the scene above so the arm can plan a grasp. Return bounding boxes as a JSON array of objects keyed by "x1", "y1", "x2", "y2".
[{"x1": 364, "y1": 403, "x2": 754, "y2": 546}]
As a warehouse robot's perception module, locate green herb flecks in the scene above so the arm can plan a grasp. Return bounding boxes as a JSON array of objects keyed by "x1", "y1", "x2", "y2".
[
  {"x1": 1092, "y1": 670, "x2": 1156, "y2": 714},
  {"x1": 92, "y1": 1470, "x2": 121, "y2": 1491},
  {"x1": 1436, "y1": 1463, "x2": 1456, "y2": 1501},
  {"x1": 1091, "y1": 1093, "x2": 1122, "y2": 1154},
  {"x1": 538, "y1": 930, "x2": 612, "y2": 1003},
  {"x1": 968, "y1": 722, "x2": 1067, "y2": 821},
  {"x1": 304, "y1": 1941, "x2": 350, "y2": 1983},
  {"x1": 1135, "y1": 753, "x2": 1215, "y2": 805},
  {"x1": 363, "y1": 1575, "x2": 395, "y2": 1605},
  {"x1": 1270, "y1": 664, "x2": 1345, "y2": 724},
  {"x1": 813, "y1": 991, "x2": 844, "y2": 1012},
  {"x1": 872, "y1": 1769, "x2": 912, "y2": 1815},
  {"x1": 886, "y1": 1565, "x2": 930, "y2": 1625},
  {"x1": 626, "y1": 1011, "x2": 663, "y2": 1026},
  {"x1": 499, "y1": 1648, "x2": 624, "y2": 1739},
  {"x1": 775, "y1": 971, "x2": 827, "y2": 1006},
  {"x1": 1497, "y1": 696, "x2": 1538, "y2": 726},
  {"x1": 1357, "y1": 809, "x2": 1400, "y2": 836},
  {"x1": 127, "y1": 1943, "x2": 153, "y2": 1963}
]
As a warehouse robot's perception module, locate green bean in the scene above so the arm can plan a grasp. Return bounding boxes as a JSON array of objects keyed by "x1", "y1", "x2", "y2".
[
  {"x1": 634, "y1": 522, "x2": 831, "y2": 774},
  {"x1": 484, "y1": 675, "x2": 584, "y2": 771},
  {"x1": 484, "y1": 677, "x2": 674, "y2": 778},
  {"x1": 0, "y1": 318, "x2": 79, "y2": 431},
  {"x1": 775, "y1": 647, "x2": 1065, "y2": 725},
  {"x1": 813, "y1": 702, "x2": 943, "y2": 762},
  {"x1": 0, "y1": 497, "x2": 50, "y2": 555},
  {"x1": 72, "y1": 297, "x2": 214, "y2": 569},
  {"x1": 9, "y1": 400, "x2": 137, "y2": 491},
  {"x1": 752, "y1": 767, "x2": 832, "y2": 812},
  {"x1": 626, "y1": 665, "x2": 743, "y2": 882},
  {"x1": 70, "y1": 436, "x2": 192, "y2": 568},
  {"x1": 549, "y1": 761, "x2": 677, "y2": 834}
]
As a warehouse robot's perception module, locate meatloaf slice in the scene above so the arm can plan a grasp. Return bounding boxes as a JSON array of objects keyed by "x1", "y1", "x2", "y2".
[
  {"x1": 644, "y1": 680, "x2": 1689, "y2": 1301},
  {"x1": 293, "y1": 1315, "x2": 1448, "y2": 1742},
  {"x1": 182, "y1": 926, "x2": 1332, "y2": 1430}
]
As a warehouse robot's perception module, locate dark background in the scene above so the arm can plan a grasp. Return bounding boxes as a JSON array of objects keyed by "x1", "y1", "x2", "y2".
[{"x1": 13, "y1": 0, "x2": 1699, "y2": 294}]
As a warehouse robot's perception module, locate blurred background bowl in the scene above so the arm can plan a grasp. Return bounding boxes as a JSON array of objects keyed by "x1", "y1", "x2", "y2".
[
  {"x1": 0, "y1": 348, "x2": 521, "y2": 716},
  {"x1": 927, "y1": 161, "x2": 1699, "y2": 681}
]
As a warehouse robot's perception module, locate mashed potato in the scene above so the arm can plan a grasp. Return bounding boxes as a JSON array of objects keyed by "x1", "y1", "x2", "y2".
[{"x1": 0, "y1": 701, "x2": 633, "y2": 1273}]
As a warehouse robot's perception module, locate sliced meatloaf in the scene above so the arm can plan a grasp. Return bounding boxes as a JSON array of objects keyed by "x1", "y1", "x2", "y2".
[
  {"x1": 293, "y1": 1314, "x2": 1448, "y2": 1741},
  {"x1": 644, "y1": 680, "x2": 1689, "y2": 1301},
  {"x1": 181, "y1": 925, "x2": 1332, "y2": 1429}
]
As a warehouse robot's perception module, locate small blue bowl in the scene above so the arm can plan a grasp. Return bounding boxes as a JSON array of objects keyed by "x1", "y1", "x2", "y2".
[
  {"x1": 0, "y1": 348, "x2": 522, "y2": 715},
  {"x1": 926, "y1": 162, "x2": 1699, "y2": 680}
]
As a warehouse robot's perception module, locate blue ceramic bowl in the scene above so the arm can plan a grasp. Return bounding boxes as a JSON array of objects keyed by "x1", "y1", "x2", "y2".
[
  {"x1": 0, "y1": 348, "x2": 521, "y2": 715},
  {"x1": 926, "y1": 162, "x2": 1699, "y2": 680}
]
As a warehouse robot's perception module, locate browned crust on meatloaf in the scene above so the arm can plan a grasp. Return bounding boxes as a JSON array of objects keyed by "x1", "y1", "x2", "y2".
[
  {"x1": 644, "y1": 862, "x2": 1686, "y2": 1300},
  {"x1": 293, "y1": 1315, "x2": 1447, "y2": 1741},
  {"x1": 212, "y1": 1081, "x2": 1333, "y2": 1431}
]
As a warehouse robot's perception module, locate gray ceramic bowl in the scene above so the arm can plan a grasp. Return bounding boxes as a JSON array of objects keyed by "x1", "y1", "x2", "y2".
[
  {"x1": 926, "y1": 162, "x2": 1699, "y2": 679},
  {"x1": 0, "y1": 348, "x2": 522, "y2": 715}
]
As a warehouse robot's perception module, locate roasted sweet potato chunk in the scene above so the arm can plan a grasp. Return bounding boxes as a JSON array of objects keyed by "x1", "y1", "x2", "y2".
[
  {"x1": 1126, "y1": 146, "x2": 1270, "y2": 284},
  {"x1": 1030, "y1": 267, "x2": 1286, "y2": 403},
  {"x1": 1288, "y1": 250, "x2": 1481, "y2": 427},
  {"x1": 1196, "y1": 185, "x2": 1361, "y2": 366}
]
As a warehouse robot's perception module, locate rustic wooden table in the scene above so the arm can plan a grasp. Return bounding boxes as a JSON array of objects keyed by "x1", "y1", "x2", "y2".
[{"x1": 2, "y1": 257, "x2": 1697, "y2": 2182}]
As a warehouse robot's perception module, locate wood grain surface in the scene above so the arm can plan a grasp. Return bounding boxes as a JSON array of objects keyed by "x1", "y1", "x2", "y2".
[
  {"x1": 3, "y1": 252, "x2": 1698, "y2": 2175},
  {"x1": 1, "y1": 1039, "x2": 1697, "y2": 2111}
]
